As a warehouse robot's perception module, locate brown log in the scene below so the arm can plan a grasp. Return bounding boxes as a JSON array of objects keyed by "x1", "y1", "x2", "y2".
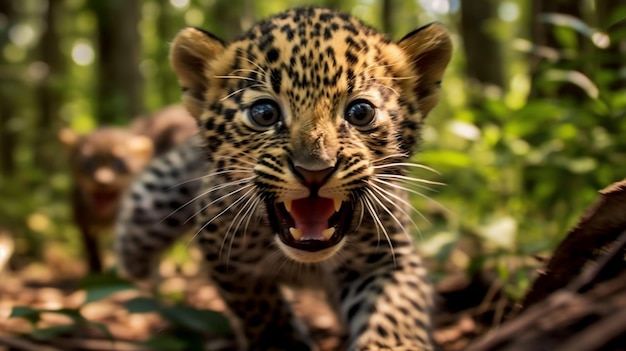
[
  {"x1": 465, "y1": 270, "x2": 626, "y2": 351},
  {"x1": 464, "y1": 178, "x2": 626, "y2": 351},
  {"x1": 523, "y1": 178, "x2": 626, "y2": 306}
]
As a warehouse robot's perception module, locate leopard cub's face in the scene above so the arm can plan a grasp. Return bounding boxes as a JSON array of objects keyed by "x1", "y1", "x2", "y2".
[
  {"x1": 60, "y1": 128, "x2": 153, "y2": 218},
  {"x1": 171, "y1": 7, "x2": 451, "y2": 263}
]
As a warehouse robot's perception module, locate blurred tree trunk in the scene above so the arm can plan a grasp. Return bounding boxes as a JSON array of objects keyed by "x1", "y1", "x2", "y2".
[
  {"x1": 381, "y1": 0, "x2": 394, "y2": 36},
  {"x1": 530, "y1": 0, "x2": 582, "y2": 55},
  {"x1": 35, "y1": 0, "x2": 65, "y2": 170},
  {"x1": 240, "y1": 0, "x2": 256, "y2": 32},
  {"x1": 595, "y1": 0, "x2": 626, "y2": 90},
  {"x1": 91, "y1": 0, "x2": 143, "y2": 124},
  {"x1": 156, "y1": 0, "x2": 178, "y2": 105},
  {"x1": 529, "y1": 0, "x2": 586, "y2": 99},
  {"x1": 460, "y1": 0, "x2": 505, "y2": 93},
  {"x1": 0, "y1": 0, "x2": 17, "y2": 177},
  {"x1": 209, "y1": 1, "x2": 252, "y2": 41}
]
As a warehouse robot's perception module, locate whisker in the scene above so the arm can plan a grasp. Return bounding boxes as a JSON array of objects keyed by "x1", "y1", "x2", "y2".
[
  {"x1": 220, "y1": 84, "x2": 264, "y2": 101},
  {"x1": 162, "y1": 177, "x2": 254, "y2": 223},
  {"x1": 370, "y1": 153, "x2": 409, "y2": 165},
  {"x1": 380, "y1": 178, "x2": 435, "y2": 193},
  {"x1": 228, "y1": 68, "x2": 266, "y2": 78},
  {"x1": 371, "y1": 81, "x2": 400, "y2": 97},
  {"x1": 365, "y1": 187, "x2": 411, "y2": 241},
  {"x1": 169, "y1": 169, "x2": 253, "y2": 189},
  {"x1": 213, "y1": 75, "x2": 259, "y2": 82},
  {"x1": 242, "y1": 196, "x2": 262, "y2": 242},
  {"x1": 222, "y1": 191, "x2": 259, "y2": 264},
  {"x1": 236, "y1": 55, "x2": 268, "y2": 76},
  {"x1": 373, "y1": 177, "x2": 451, "y2": 215},
  {"x1": 362, "y1": 194, "x2": 396, "y2": 266},
  {"x1": 185, "y1": 182, "x2": 254, "y2": 224},
  {"x1": 355, "y1": 197, "x2": 366, "y2": 233},
  {"x1": 374, "y1": 175, "x2": 437, "y2": 194},
  {"x1": 191, "y1": 186, "x2": 256, "y2": 251},
  {"x1": 373, "y1": 162, "x2": 441, "y2": 175},
  {"x1": 376, "y1": 173, "x2": 445, "y2": 186},
  {"x1": 373, "y1": 176, "x2": 435, "y2": 196},
  {"x1": 361, "y1": 197, "x2": 381, "y2": 250},
  {"x1": 231, "y1": 193, "x2": 261, "y2": 242},
  {"x1": 368, "y1": 182, "x2": 425, "y2": 236},
  {"x1": 362, "y1": 60, "x2": 414, "y2": 75},
  {"x1": 367, "y1": 75, "x2": 416, "y2": 81}
]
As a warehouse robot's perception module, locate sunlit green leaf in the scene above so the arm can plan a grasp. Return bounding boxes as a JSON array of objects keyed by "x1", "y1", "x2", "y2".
[
  {"x1": 80, "y1": 270, "x2": 136, "y2": 304},
  {"x1": 418, "y1": 150, "x2": 473, "y2": 168},
  {"x1": 85, "y1": 284, "x2": 134, "y2": 303},
  {"x1": 9, "y1": 306, "x2": 42, "y2": 324}
]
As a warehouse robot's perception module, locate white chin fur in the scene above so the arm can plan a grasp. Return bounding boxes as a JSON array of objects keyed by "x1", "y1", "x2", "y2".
[{"x1": 274, "y1": 236, "x2": 345, "y2": 263}]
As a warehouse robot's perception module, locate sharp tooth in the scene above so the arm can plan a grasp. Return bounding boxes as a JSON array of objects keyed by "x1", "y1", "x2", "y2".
[
  {"x1": 321, "y1": 227, "x2": 335, "y2": 240},
  {"x1": 289, "y1": 227, "x2": 302, "y2": 240},
  {"x1": 284, "y1": 200, "x2": 292, "y2": 213},
  {"x1": 333, "y1": 198, "x2": 342, "y2": 212}
]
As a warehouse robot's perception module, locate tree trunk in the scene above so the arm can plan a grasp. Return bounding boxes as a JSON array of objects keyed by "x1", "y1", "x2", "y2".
[
  {"x1": 381, "y1": 0, "x2": 394, "y2": 36},
  {"x1": 595, "y1": 0, "x2": 626, "y2": 90},
  {"x1": 35, "y1": 0, "x2": 65, "y2": 170},
  {"x1": 529, "y1": 0, "x2": 587, "y2": 99},
  {"x1": 0, "y1": 0, "x2": 17, "y2": 177},
  {"x1": 92, "y1": 0, "x2": 143, "y2": 125},
  {"x1": 460, "y1": 0, "x2": 505, "y2": 91},
  {"x1": 156, "y1": 0, "x2": 178, "y2": 105}
]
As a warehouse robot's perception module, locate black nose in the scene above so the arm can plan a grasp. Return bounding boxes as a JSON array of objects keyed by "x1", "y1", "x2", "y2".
[{"x1": 292, "y1": 166, "x2": 334, "y2": 189}]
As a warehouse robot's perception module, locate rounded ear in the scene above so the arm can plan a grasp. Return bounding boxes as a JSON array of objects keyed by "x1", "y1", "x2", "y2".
[
  {"x1": 170, "y1": 27, "x2": 225, "y2": 118},
  {"x1": 127, "y1": 135, "x2": 154, "y2": 163},
  {"x1": 398, "y1": 23, "x2": 453, "y2": 116},
  {"x1": 58, "y1": 128, "x2": 80, "y2": 149}
]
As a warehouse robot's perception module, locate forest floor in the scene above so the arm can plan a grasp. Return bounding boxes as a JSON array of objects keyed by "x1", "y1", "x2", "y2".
[
  {"x1": 0, "y1": 252, "x2": 500, "y2": 351},
  {"x1": 1, "y1": 180, "x2": 626, "y2": 351}
]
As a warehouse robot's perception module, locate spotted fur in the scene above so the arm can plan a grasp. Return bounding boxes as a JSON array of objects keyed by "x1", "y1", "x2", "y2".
[{"x1": 116, "y1": 7, "x2": 451, "y2": 350}]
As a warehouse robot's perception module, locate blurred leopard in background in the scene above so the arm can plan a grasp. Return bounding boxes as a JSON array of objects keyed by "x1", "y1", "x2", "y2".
[
  {"x1": 61, "y1": 105, "x2": 196, "y2": 273},
  {"x1": 116, "y1": 6, "x2": 451, "y2": 350}
]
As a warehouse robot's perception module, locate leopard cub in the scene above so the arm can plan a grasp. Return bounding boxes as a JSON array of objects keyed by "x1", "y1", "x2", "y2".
[
  {"x1": 62, "y1": 106, "x2": 196, "y2": 273},
  {"x1": 116, "y1": 7, "x2": 451, "y2": 351}
]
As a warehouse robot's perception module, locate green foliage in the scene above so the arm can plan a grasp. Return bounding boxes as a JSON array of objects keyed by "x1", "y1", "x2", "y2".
[
  {"x1": 80, "y1": 269, "x2": 137, "y2": 303},
  {"x1": 124, "y1": 296, "x2": 232, "y2": 350},
  {"x1": 415, "y1": 5, "x2": 626, "y2": 298}
]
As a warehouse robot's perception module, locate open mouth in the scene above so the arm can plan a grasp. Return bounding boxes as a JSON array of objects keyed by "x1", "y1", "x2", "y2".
[
  {"x1": 267, "y1": 197, "x2": 354, "y2": 252},
  {"x1": 91, "y1": 191, "x2": 120, "y2": 216}
]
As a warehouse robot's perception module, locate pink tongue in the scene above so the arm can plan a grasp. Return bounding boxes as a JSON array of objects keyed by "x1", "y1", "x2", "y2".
[{"x1": 291, "y1": 198, "x2": 335, "y2": 240}]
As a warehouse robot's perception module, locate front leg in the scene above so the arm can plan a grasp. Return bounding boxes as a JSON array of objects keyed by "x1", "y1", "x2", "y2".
[
  {"x1": 337, "y1": 253, "x2": 434, "y2": 351},
  {"x1": 200, "y1": 234, "x2": 315, "y2": 351},
  {"x1": 79, "y1": 223, "x2": 103, "y2": 273}
]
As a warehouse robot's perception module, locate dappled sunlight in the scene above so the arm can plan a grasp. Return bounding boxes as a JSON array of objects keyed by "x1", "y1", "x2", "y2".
[
  {"x1": 71, "y1": 42, "x2": 95, "y2": 66},
  {"x1": 2, "y1": 1, "x2": 626, "y2": 350}
]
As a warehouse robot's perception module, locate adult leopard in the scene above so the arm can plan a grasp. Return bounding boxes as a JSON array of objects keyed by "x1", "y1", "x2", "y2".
[{"x1": 116, "y1": 6, "x2": 452, "y2": 351}]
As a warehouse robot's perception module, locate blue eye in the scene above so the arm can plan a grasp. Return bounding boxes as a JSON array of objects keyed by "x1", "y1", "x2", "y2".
[
  {"x1": 345, "y1": 99, "x2": 376, "y2": 127},
  {"x1": 248, "y1": 99, "x2": 281, "y2": 128}
]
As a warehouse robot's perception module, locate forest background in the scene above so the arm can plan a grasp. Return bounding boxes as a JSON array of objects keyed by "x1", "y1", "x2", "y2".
[{"x1": 1, "y1": 0, "x2": 625, "y2": 299}]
